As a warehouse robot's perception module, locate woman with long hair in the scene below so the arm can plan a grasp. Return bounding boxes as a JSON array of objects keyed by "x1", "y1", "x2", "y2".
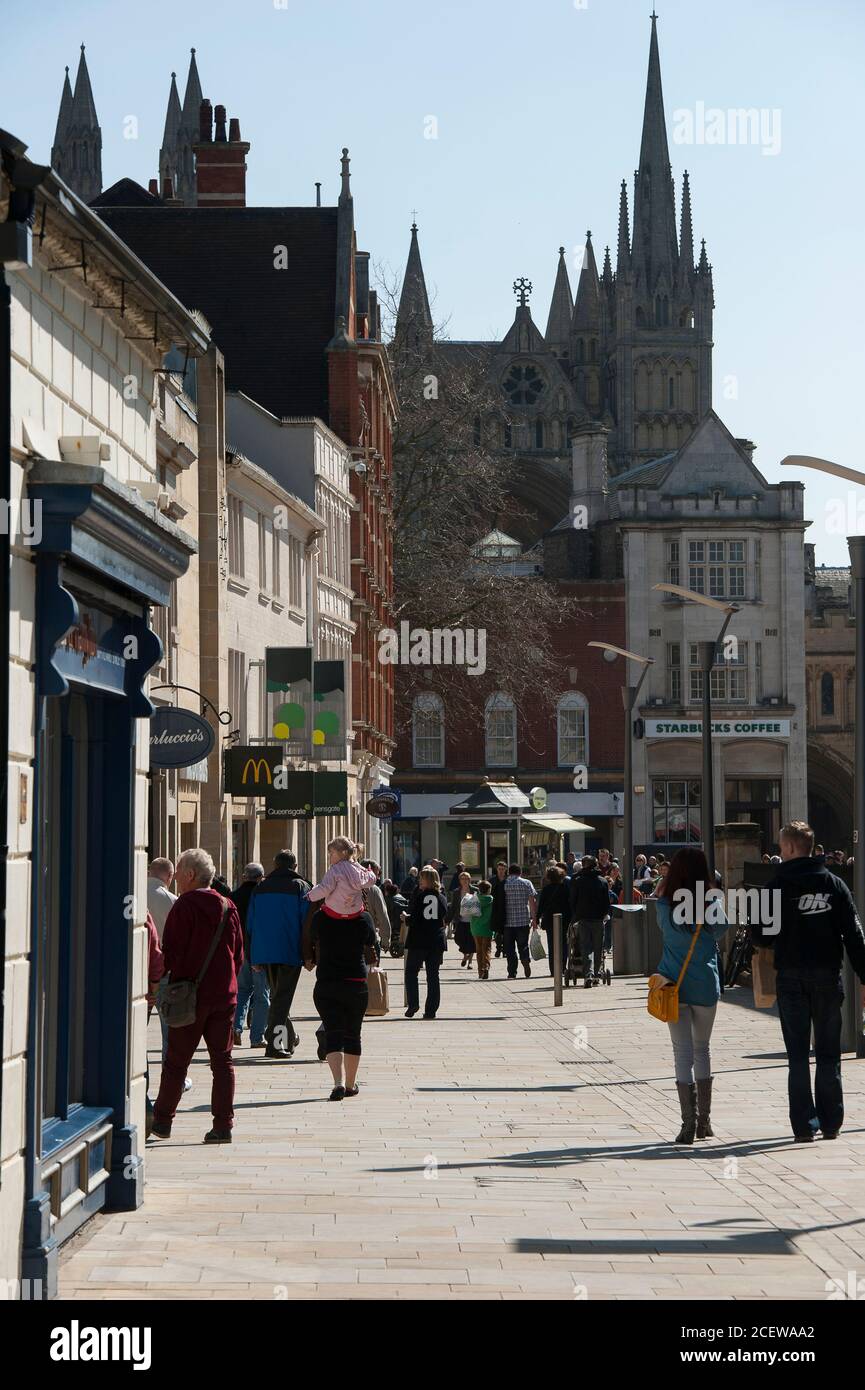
[
  {"x1": 451, "y1": 869, "x2": 478, "y2": 969},
  {"x1": 537, "y1": 864, "x2": 571, "y2": 978},
  {"x1": 655, "y1": 847, "x2": 729, "y2": 1144}
]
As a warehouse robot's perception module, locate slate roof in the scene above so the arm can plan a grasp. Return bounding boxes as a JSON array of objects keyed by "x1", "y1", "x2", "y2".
[
  {"x1": 92, "y1": 179, "x2": 164, "y2": 208},
  {"x1": 609, "y1": 451, "x2": 678, "y2": 488},
  {"x1": 814, "y1": 565, "x2": 851, "y2": 601},
  {"x1": 96, "y1": 205, "x2": 339, "y2": 422}
]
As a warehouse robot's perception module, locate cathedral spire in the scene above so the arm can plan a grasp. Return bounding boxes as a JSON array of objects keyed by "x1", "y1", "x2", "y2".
[
  {"x1": 677, "y1": 168, "x2": 695, "y2": 294},
  {"x1": 572, "y1": 231, "x2": 600, "y2": 333},
  {"x1": 395, "y1": 221, "x2": 434, "y2": 348},
  {"x1": 51, "y1": 46, "x2": 102, "y2": 201},
  {"x1": 630, "y1": 14, "x2": 678, "y2": 292},
  {"x1": 617, "y1": 179, "x2": 631, "y2": 274},
  {"x1": 601, "y1": 244, "x2": 614, "y2": 297},
  {"x1": 180, "y1": 48, "x2": 203, "y2": 135},
  {"x1": 544, "y1": 246, "x2": 574, "y2": 355},
  {"x1": 697, "y1": 237, "x2": 711, "y2": 277},
  {"x1": 52, "y1": 66, "x2": 74, "y2": 154},
  {"x1": 161, "y1": 72, "x2": 182, "y2": 151}
]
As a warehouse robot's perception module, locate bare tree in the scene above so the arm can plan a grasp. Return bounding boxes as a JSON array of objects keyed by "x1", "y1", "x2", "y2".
[{"x1": 376, "y1": 267, "x2": 581, "y2": 732}]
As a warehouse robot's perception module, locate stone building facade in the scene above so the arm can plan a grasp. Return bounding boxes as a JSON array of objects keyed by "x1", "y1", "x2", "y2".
[{"x1": 804, "y1": 549, "x2": 854, "y2": 850}]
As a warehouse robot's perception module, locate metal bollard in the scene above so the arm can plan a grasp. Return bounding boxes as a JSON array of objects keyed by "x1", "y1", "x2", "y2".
[{"x1": 553, "y1": 912, "x2": 563, "y2": 1007}]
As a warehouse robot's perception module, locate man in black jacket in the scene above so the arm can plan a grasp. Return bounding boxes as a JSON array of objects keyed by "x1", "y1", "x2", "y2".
[
  {"x1": 570, "y1": 856, "x2": 612, "y2": 988},
  {"x1": 759, "y1": 820, "x2": 865, "y2": 1141}
]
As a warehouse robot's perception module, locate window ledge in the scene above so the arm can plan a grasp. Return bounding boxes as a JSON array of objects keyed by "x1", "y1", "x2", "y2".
[{"x1": 227, "y1": 576, "x2": 250, "y2": 596}]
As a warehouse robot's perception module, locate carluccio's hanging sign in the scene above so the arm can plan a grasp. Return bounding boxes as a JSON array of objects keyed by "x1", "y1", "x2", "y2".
[{"x1": 150, "y1": 707, "x2": 216, "y2": 769}]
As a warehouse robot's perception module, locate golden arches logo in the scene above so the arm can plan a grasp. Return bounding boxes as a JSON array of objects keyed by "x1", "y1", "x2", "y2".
[{"x1": 241, "y1": 758, "x2": 273, "y2": 786}]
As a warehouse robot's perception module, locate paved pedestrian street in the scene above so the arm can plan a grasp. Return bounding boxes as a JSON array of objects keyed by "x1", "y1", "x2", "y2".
[{"x1": 59, "y1": 957, "x2": 865, "y2": 1301}]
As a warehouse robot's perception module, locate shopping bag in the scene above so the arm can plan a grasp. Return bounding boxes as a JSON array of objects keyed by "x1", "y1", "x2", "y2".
[
  {"x1": 365, "y1": 966, "x2": 390, "y2": 1016},
  {"x1": 751, "y1": 945, "x2": 777, "y2": 1008},
  {"x1": 529, "y1": 928, "x2": 547, "y2": 961}
]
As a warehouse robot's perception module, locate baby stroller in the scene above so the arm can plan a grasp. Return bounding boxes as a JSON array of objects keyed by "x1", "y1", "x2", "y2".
[{"x1": 564, "y1": 918, "x2": 612, "y2": 987}]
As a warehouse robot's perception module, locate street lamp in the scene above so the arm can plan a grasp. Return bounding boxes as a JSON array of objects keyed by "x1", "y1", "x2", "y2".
[
  {"x1": 781, "y1": 453, "x2": 865, "y2": 946},
  {"x1": 588, "y1": 641, "x2": 653, "y2": 904},
  {"x1": 653, "y1": 584, "x2": 739, "y2": 878}
]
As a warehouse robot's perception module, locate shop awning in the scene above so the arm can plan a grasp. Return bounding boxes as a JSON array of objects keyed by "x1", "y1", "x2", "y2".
[{"x1": 522, "y1": 813, "x2": 596, "y2": 834}]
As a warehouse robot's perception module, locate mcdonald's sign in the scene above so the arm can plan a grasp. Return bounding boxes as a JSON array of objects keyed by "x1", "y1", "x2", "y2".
[{"x1": 223, "y1": 746, "x2": 284, "y2": 797}]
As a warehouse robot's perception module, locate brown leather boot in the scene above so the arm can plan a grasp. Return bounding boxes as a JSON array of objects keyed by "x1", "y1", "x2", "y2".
[
  {"x1": 696, "y1": 1077, "x2": 714, "y2": 1139},
  {"x1": 675, "y1": 1082, "x2": 697, "y2": 1145}
]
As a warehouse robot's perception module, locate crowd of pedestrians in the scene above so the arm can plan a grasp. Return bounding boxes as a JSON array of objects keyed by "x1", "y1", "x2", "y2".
[{"x1": 143, "y1": 820, "x2": 865, "y2": 1152}]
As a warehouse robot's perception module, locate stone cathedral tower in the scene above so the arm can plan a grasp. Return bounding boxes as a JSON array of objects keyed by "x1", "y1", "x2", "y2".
[
  {"x1": 396, "y1": 14, "x2": 714, "y2": 480},
  {"x1": 51, "y1": 46, "x2": 102, "y2": 203}
]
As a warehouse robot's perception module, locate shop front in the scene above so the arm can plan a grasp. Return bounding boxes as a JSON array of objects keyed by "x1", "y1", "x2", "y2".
[{"x1": 21, "y1": 462, "x2": 195, "y2": 1295}]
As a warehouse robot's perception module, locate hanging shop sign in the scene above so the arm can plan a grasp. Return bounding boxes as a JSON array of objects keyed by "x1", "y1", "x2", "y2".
[
  {"x1": 264, "y1": 771, "x2": 350, "y2": 820},
  {"x1": 311, "y1": 659, "x2": 347, "y2": 759},
  {"x1": 529, "y1": 785, "x2": 548, "y2": 811},
  {"x1": 150, "y1": 707, "x2": 216, "y2": 769},
  {"x1": 266, "y1": 646, "x2": 313, "y2": 754},
  {"x1": 223, "y1": 745, "x2": 285, "y2": 796},
  {"x1": 52, "y1": 603, "x2": 129, "y2": 696},
  {"x1": 366, "y1": 786, "x2": 401, "y2": 819}
]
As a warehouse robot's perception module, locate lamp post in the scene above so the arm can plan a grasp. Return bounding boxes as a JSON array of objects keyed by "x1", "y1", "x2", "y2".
[
  {"x1": 588, "y1": 642, "x2": 653, "y2": 903},
  {"x1": 653, "y1": 584, "x2": 739, "y2": 878},
  {"x1": 781, "y1": 455, "x2": 865, "y2": 1056}
]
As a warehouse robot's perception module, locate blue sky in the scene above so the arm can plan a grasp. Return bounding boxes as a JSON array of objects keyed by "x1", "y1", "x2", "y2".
[{"x1": 3, "y1": 0, "x2": 863, "y2": 564}]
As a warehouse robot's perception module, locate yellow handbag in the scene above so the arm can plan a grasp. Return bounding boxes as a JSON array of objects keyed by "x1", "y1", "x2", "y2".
[{"x1": 647, "y1": 923, "x2": 702, "y2": 1024}]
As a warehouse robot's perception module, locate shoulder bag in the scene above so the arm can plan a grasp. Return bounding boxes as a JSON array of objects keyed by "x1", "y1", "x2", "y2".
[
  {"x1": 158, "y1": 897, "x2": 230, "y2": 1028},
  {"x1": 647, "y1": 922, "x2": 702, "y2": 1024}
]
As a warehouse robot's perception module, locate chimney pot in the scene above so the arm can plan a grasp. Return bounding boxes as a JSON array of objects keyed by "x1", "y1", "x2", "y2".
[
  {"x1": 214, "y1": 105, "x2": 227, "y2": 141},
  {"x1": 162, "y1": 175, "x2": 174, "y2": 200},
  {"x1": 148, "y1": 178, "x2": 159, "y2": 195},
  {"x1": 229, "y1": 117, "x2": 241, "y2": 143},
  {"x1": 199, "y1": 99, "x2": 212, "y2": 142}
]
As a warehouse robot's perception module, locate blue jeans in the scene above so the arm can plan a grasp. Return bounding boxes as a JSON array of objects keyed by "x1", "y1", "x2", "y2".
[
  {"x1": 234, "y1": 958, "x2": 272, "y2": 1044},
  {"x1": 777, "y1": 968, "x2": 844, "y2": 1137}
]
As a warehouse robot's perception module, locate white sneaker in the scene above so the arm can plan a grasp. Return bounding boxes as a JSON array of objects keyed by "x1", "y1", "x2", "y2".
[{"x1": 182, "y1": 1077, "x2": 192, "y2": 1093}]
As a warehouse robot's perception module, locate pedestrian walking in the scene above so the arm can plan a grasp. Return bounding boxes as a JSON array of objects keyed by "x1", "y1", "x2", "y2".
[
  {"x1": 654, "y1": 847, "x2": 729, "y2": 1145},
  {"x1": 247, "y1": 851, "x2": 311, "y2": 1059},
  {"x1": 471, "y1": 879, "x2": 495, "y2": 979},
  {"x1": 490, "y1": 861, "x2": 508, "y2": 958},
  {"x1": 569, "y1": 855, "x2": 611, "y2": 987},
  {"x1": 448, "y1": 861, "x2": 467, "y2": 893},
  {"x1": 538, "y1": 864, "x2": 570, "y2": 977},
  {"x1": 451, "y1": 870, "x2": 478, "y2": 969},
  {"x1": 382, "y1": 880, "x2": 408, "y2": 956},
  {"x1": 757, "y1": 821, "x2": 865, "y2": 1142},
  {"x1": 144, "y1": 910, "x2": 165, "y2": 1137},
  {"x1": 147, "y1": 858, "x2": 176, "y2": 941},
  {"x1": 400, "y1": 866, "x2": 419, "y2": 897},
  {"x1": 360, "y1": 859, "x2": 391, "y2": 955},
  {"x1": 151, "y1": 849, "x2": 243, "y2": 1143},
  {"x1": 503, "y1": 864, "x2": 538, "y2": 979},
  {"x1": 302, "y1": 901, "x2": 378, "y2": 1101},
  {"x1": 307, "y1": 837, "x2": 376, "y2": 919},
  {"x1": 403, "y1": 866, "x2": 448, "y2": 1019},
  {"x1": 231, "y1": 862, "x2": 269, "y2": 1049}
]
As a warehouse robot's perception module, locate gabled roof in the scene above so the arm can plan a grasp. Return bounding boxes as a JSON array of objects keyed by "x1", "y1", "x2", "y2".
[
  {"x1": 611, "y1": 411, "x2": 773, "y2": 496},
  {"x1": 92, "y1": 178, "x2": 164, "y2": 208}
]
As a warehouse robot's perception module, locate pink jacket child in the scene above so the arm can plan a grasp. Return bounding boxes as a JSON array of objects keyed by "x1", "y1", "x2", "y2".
[{"x1": 308, "y1": 858, "x2": 376, "y2": 918}]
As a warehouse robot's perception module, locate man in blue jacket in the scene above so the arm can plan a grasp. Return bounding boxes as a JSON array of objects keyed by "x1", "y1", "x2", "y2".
[
  {"x1": 759, "y1": 821, "x2": 865, "y2": 1141},
  {"x1": 248, "y1": 851, "x2": 310, "y2": 1059}
]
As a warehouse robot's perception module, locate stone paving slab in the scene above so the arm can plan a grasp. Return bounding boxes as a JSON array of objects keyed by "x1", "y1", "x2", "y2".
[{"x1": 57, "y1": 956, "x2": 865, "y2": 1300}]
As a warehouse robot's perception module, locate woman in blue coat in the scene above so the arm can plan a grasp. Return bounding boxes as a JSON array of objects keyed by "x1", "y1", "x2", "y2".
[{"x1": 654, "y1": 847, "x2": 728, "y2": 1144}]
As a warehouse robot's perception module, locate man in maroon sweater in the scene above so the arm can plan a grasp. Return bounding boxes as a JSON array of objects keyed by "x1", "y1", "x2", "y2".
[{"x1": 151, "y1": 848, "x2": 244, "y2": 1144}]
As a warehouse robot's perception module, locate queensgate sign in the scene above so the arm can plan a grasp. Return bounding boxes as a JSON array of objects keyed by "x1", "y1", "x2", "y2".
[
  {"x1": 646, "y1": 718, "x2": 791, "y2": 738},
  {"x1": 223, "y1": 747, "x2": 348, "y2": 818}
]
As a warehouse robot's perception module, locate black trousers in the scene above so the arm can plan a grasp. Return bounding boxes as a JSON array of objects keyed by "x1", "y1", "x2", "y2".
[
  {"x1": 405, "y1": 947, "x2": 443, "y2": 1016},
  {"x1": 777, "y1": 968, "x2": 844, "y2": 1136},
  {"x1": 313, "y1": 978, "x2": 368, "y2": 1056},
  {"x1": 265, "y1": 963, "x2": 302, "y2": 1049}
]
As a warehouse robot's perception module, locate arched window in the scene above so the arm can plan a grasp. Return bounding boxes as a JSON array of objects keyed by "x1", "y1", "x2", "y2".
[
  {"x1": 413, "y1": 693, "x2": 445, "y2": 767},
  {"x1": 557, "y1": 692, "x2": 588, "y2": 767},
  {"x1": 485, "y1": 693, "x2": 516, "y2": 767},
  {"x1": 680, "y1": 307, "x2": 694, "y2": 329},
  {"x1": 821, "y1": 672, "x2": 835, "y2": 717},
  {"x1": 668, "y1": 376, "x2": 676, "y2": 407},
  {"x1": 535, "y1": 417, "x2": 544, "y2": 449},
  {"x1": 503, "y1": 421, "x2": 512, "y2": 449},
  {"x1": 589, "y1": 339, "x2": 597, "y2": 364}
]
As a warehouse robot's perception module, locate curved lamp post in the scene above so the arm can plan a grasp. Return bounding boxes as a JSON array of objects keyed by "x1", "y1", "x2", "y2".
[
  {"x1": 653, "y1": 584, "x2": 739, "y2": 877},
  {"x1": 588, "y1": 641, "x2": 653, "y2": 904}
]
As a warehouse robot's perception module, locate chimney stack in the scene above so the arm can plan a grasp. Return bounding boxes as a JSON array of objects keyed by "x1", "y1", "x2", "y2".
[
  {"x1": 193, "y1": 97, "x2": 250, "y2": 207},
  {"x1": 148, "y1": 178, "x2": 159, "y2": 196}
]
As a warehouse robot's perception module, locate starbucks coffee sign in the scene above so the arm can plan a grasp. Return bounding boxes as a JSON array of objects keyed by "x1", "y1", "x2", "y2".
[
  {"x1": 150, "y1": 707, "x2": 216, "y2": 768},
  {"x1": 645, "y1": 718, "x2": 791, "y2": 739}
]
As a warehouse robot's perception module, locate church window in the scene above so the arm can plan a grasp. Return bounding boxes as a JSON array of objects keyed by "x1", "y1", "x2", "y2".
[
  {"x1": 535, "y1": 418, "x2": 544, "y2": 449},
  {"x1": 589, "y1": 339, "x2": 597, "y2": 363},
  {"x1": 821, "y1": 672, "x2": 835, "y2": 717},
  {"x1": 576, "y1": 340, "x2": 585, "y2": 364},
  {"x1": 503, "y1": 363, "x2": 545, "y2": 406},
  {"x1": 655, "y1": 295, "x2": 669, "y2": 326},
  {"x1": 680, "y1": 307, "x2": 695, "y2": 328},
  {"x1": 668, "y1": 376, "x2": 675, "y2": 407},
  {"x1": 503, "y1": 421, "x2": 512, "y2": 448}
]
